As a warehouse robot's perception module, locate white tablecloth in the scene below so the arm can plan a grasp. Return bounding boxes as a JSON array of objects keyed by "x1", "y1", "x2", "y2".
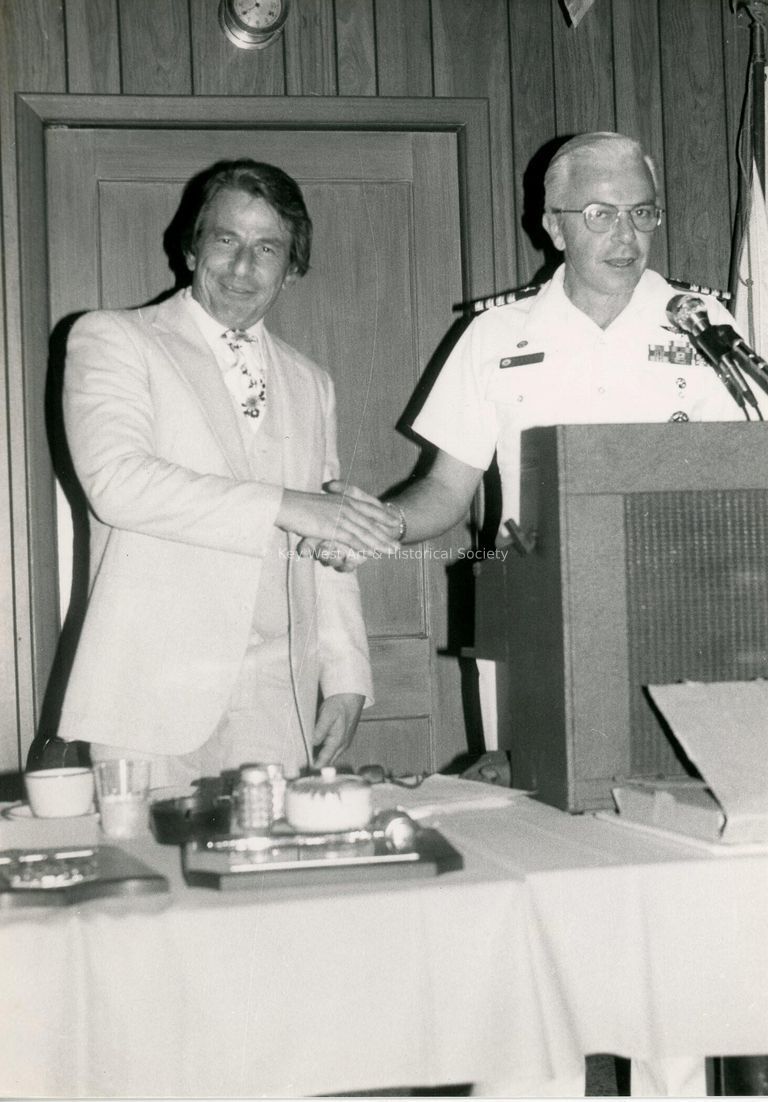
[{"x1": 1, "y1": 785, "x2": 767, "y2": 1098}]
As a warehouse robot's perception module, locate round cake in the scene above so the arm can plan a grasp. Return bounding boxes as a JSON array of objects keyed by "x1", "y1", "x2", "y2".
[{"x1": 285, "y1": 767, "x2": 372, "y2": 833}]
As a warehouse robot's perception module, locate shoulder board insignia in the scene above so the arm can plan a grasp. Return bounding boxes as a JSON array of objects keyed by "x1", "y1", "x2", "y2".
[
  {"x1": 668, "y1": 277, "x2": 731, "y2": 303},
  {"x1": 468, "y1": 283, "x2": 543, "y2": 315}
]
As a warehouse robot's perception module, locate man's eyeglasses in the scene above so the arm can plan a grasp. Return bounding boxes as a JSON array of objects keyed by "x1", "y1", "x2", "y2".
[{"x1": 549, "y1": 202, "x2": 664, "y2": 234}]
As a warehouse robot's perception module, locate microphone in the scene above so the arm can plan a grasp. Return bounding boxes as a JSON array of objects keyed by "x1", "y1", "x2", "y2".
[
  {"x1": 666, "y1": 295, "x2": 744, "y2": 360},
  {"x1": 666, "y1": 294, "x2": 766, "y2": 414}
]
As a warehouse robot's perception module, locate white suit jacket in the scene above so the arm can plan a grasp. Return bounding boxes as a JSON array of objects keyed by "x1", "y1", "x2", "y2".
[{"x1": 57, "y1": 290, "x2": 373, "y2": 755}]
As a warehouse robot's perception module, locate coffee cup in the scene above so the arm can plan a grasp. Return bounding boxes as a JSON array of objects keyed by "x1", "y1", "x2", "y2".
[{"x1": 24, "y1": 767, "x2": 95, "y2": 818}]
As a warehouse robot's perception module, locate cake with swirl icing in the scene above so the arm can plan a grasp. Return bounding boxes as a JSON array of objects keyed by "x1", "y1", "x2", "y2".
[{"x1": 285, "y1": 767, "x2": 372, "y2": 832}]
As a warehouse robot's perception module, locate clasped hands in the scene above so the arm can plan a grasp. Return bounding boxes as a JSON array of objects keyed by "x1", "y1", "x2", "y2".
[{"x1": 277, "y1": 480, "x2": 401, "y2": 573}]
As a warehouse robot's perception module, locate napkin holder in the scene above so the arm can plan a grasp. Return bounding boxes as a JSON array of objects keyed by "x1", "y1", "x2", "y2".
[{"x1": 612, "y1": 680, "x2": 768, "y2": 844}]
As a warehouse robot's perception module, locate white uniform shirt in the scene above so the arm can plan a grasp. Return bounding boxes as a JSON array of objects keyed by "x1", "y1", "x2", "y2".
[{"x1": 412, "y1": 266, "x2": 752, "y2": 523}]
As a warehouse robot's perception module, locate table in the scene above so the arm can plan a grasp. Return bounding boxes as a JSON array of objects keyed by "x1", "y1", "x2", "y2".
[{"x1": 2, "y1": 782, "x2": 768, "y2": 1098}]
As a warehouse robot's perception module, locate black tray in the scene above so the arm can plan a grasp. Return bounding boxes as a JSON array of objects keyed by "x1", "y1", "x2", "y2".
[
  {"x1": 0, "y1": 845, "x2": 169, "y2": 907},
  {"x1": 183, "y1": 826, "x2": 463, "y2": 889}
]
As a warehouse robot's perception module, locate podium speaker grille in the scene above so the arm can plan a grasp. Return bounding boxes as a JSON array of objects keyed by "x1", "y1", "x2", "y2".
[{"x1": 625, "y1": 489, "x2": 768, "y2": 776}]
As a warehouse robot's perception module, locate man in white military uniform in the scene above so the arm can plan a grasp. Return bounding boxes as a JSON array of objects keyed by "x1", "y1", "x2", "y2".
[
  {"x1": 398, "y1": 133, "x2": 755, "y2": 1099},
  {"x1": 317, "y1": 132, "x2": 756, "y2": 1097},
  {"x1": 414, "y1": 249, "x2": 747, "y2": 529},
  {"x1": 319, "y1": 131, "x2": 752, "y2": 557},
  {"x1": 382, "y1": 132, "x2": 754, "y2": 550}
]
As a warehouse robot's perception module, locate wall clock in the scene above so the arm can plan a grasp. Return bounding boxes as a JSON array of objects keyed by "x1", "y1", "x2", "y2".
[{"x1": 218, "y1": 0, "x2": 290, "y2": 50}]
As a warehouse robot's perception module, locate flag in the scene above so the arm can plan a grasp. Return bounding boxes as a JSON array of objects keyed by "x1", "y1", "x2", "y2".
[
  {"x1": 732, "y1": 160, "x2": 768, "y2": 357},
  {"x1": 562, "y1": 0, "x2": 597, "y2": 28},
  {"x1": 729, "y1": 14, "x2": 768, "y2": 359}
]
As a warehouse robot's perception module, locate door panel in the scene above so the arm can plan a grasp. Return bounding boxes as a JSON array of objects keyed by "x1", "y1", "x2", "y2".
[
  {"x1": 46, "y1": 124, "x2": 467, "y2": 772},
  {"x1": 273, "y1": 181, "x2": 425, "y2": 637},
  {"x1": 99, "y1": 181, "x2": 182, "y2": 307}
]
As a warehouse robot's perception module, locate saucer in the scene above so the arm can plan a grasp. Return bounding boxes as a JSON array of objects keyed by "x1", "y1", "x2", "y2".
[{"x1": 3, "y1": 802, "x2": 98, "y2": 822}]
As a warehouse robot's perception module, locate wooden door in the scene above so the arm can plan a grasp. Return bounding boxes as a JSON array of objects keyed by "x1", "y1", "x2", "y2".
[{"x1": 44, "y1": 123, "x2": 468, "y2": 774}]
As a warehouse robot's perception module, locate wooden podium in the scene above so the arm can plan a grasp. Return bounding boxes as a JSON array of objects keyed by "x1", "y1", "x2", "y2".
[{"x1": 472, "y1": 423, "x2": 768, "y2": 812}]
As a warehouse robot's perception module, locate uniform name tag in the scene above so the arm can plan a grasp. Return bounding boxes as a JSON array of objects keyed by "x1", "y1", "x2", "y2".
[{"x1": 499, "y1": 353, "x2": 545, "y2": 368}]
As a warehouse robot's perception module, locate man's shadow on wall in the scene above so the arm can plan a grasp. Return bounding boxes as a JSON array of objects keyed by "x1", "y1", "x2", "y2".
[{"x1": 26, "y1": 311, "x2": 92, "y2": 771}]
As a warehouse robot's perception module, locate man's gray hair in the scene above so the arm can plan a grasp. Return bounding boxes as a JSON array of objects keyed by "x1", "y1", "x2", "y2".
[{"x1": 544, "y1": 132, "x2": 659, "y2": 209}]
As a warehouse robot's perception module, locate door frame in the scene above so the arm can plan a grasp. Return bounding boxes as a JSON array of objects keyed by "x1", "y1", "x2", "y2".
[{"x1": 5, "y1": 93, "x2": 494, "y2": 770}]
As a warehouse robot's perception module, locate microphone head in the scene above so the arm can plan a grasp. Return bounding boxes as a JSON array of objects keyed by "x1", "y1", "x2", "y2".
[{"x1": 666, "y1": 293, "x2": 709, "y2": 334}]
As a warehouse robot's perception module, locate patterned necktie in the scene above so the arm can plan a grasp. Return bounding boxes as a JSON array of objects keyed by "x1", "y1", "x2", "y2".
[{"x1": 221, "y1": 329, "x2": 267, "y2": 424}]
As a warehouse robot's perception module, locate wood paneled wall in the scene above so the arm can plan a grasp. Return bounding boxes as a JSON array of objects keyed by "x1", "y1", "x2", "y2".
[
  {"x1": 0, "y1": 0, "x2": 753, "y2": 769},
  {"x1": 1, "y1": 0, "x2": 751, "y2": 289}
]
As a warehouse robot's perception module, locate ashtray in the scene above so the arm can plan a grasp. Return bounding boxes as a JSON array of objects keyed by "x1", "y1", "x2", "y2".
[{"x1": 150, "y1": 792, "x2": 232, "y2": 845}]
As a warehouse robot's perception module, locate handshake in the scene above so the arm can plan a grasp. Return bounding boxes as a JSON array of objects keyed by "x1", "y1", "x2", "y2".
[{"x1": 278, "y1": 479, "x2": 406, "y2": 574}]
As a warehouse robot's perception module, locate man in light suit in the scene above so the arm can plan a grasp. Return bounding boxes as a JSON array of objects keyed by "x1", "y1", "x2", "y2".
[{"x1": 57, "y1": 159, "x2": 398, "y2": 787}]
